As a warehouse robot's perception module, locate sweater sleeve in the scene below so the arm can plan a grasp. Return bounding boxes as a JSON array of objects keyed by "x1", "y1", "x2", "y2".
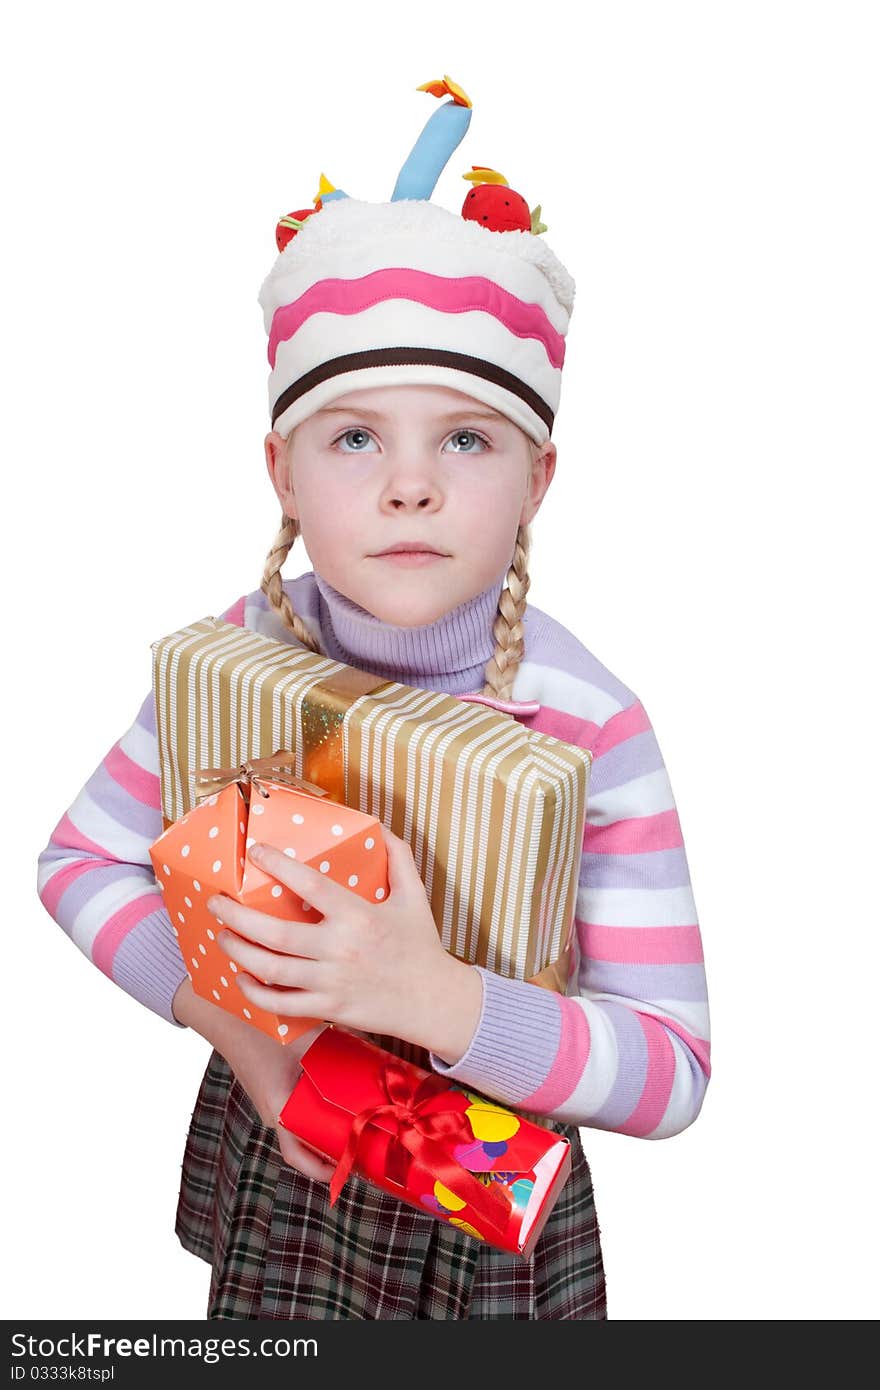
[
  {"x1": 428, "y1": 698, "x2": 711, "y2": 1139},
  {"x1": 35, "y1": 596, "x2": 248, "y2": 1027}
]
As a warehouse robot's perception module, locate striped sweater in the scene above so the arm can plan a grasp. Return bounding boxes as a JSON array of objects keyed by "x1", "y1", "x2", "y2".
[{"x1": 36, "y1": 570, "x2": 710, "y2": 1139}]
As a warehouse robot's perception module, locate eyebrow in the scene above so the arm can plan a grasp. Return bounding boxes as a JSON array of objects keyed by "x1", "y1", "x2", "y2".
[{"x1": 314, "y1": 404, "x2": 507, "y2": 425}]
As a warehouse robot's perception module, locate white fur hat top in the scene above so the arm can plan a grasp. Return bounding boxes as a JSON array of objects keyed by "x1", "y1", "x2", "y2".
[{"x1": 257, "y1": 76, "x2": 576, "y2": 445}]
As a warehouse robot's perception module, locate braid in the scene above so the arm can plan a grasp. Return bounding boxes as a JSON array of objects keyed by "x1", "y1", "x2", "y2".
[
  {"x1": 480, "y1": 520, "x2": 531, "y2": 701},
  {"x1": 261, "y1": 435, "x2": 538, "y2": 699},
  {"x1": 260, "y1": 511, "x2": 324, "y2": 654}
]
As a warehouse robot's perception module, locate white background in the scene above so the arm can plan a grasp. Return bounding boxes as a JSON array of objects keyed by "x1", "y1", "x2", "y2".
[{"x1": 4, "y1": 1, "x2": 877, "y2": 1321}]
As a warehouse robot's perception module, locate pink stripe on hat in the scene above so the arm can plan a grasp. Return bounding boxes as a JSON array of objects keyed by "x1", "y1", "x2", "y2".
[{"x1": 268, "y1": 268, "x2": 567, "y2": 372}]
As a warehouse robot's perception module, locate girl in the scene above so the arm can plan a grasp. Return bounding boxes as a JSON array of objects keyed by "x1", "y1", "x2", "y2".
[{"x1": 36, "y1": 77, "x2": 711, "y2": 1320}]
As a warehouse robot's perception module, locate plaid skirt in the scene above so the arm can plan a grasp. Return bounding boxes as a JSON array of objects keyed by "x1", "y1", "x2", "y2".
[{"x1": 174, "y1": 1039, "x2": 607, "y2": 1320}]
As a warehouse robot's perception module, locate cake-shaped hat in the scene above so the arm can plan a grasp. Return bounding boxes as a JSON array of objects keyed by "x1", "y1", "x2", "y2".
[{"x1": 258, "y1": 76, "x2": 575, "y2": 445}]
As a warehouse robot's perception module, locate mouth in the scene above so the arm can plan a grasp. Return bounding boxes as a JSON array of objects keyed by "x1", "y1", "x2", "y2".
[
  {"x1": 371, "y1": 545, "x2": 450, "y2": 557},
  {"x1": 370, "y1": 547, "x2": 450, "y2": 565}
]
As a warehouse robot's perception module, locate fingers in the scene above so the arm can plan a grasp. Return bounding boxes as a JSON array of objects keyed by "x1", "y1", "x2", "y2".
[
  {"x1": 235, "y1": 969, "x2": 327, "y2": 1018},
  {"x1": 377, "y1": 822, "x2": 417, "y2": 898},
  {"x1": 206, "y1": 895, "x2": 325, "y2": 956},
  {"x1": 248, "y1": 843, "x2": 352, "y2": 916},
  {"x1": 377, "y1": 821, "x2": 403, "y2": 851},
  {"x1": 276, "y1": 1126, "x2": 336, "y2": 1183},
  {"x1": 219, "y1": 931, "x2": 323, "y2": 989}
]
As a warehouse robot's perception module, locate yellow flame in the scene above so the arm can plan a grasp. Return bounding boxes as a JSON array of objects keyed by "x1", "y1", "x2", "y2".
[
  {"x1": 314, "y1": 172, "x2": 336, "y2": 203},
  {"x1": 462, "y1": 166, "x2": 509, "y2": 187}
]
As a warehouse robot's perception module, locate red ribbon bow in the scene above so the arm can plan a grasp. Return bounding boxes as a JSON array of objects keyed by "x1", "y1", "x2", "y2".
[{"x1": 328, "y1": 1059, "x2": 514, "y2": 1244}]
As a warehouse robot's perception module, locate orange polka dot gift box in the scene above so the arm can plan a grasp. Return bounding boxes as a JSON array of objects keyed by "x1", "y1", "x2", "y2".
[
  {"x1": 148, "y1": 758, "x2": 388, "y2": 1043},
  {"x1": 279, "y1": 1024, "x2": 572, "y2": 1259}
]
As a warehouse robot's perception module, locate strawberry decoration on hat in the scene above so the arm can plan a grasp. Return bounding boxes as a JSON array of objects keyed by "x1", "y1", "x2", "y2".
[
  {"x1": 275, "y1": 208, "x2": 317, "y2": 253},
  {"x1": 274, "y1": 175, "x2": 336, "y2": 251},
  {"x1": 461, "y1": 166, "x2": 548, "y2": 235},
  {"x1": 272, "y1": 74, "x2": 550, "y2": 248}
]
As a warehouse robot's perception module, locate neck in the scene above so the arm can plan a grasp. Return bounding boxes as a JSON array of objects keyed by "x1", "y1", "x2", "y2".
[{"x1": 312, "y1": 570, "x2": 507, "y2": 694}]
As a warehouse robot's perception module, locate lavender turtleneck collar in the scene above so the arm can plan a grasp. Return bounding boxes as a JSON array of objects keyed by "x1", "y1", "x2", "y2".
[{"x1": 311, "y1": 570, "x2": 507, "y2": 695}]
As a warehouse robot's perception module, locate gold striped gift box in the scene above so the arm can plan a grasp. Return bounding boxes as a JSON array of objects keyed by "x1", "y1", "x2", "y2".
[{"x1": 151, "y1": 616, "x2": 592, "y2": 995}]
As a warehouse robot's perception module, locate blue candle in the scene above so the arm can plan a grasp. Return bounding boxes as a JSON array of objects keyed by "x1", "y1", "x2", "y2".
[{"x1": 391, "y1": 94, "x2": 473, "y2": 202}]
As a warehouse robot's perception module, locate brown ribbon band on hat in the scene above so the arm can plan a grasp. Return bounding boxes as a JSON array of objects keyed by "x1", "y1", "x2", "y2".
[
  {"x1": 271, "y1": 346, "x2": 555, "y2": 435},
  {"x1": 193, "y1": 749, "x2": 330, "y2": 805}
]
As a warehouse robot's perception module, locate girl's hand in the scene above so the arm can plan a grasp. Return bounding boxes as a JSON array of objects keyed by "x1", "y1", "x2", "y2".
[
  {"x1": 204, "y1": 822, "x2": 463, "y2": 1049},
  {"x1": 219, "y1": 1019, "x2": 339, "y2": 1183}
]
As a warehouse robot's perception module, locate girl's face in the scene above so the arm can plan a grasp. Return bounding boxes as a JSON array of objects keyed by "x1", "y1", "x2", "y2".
[{"x1": 264, "y1": 384, "x2": 556, "y2": 628}]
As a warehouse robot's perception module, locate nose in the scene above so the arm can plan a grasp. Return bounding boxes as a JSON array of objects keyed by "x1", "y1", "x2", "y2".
[
  {"x1": 381, "y1": 471, "x2": 443, "y2": 511},
  {"x1": 389, "y1": 495, "x2": 434, "y2": 509}
]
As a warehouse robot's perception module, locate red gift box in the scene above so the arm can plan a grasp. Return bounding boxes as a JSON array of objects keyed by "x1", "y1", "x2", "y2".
[{"x1": 278, "y1": 1026, "x2": 572, "y2": 1259}]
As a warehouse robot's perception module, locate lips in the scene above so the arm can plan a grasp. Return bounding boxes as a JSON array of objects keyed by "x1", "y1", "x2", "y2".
[{"x1": 372, "y1": 544, "x2": 448, "y2": 556}]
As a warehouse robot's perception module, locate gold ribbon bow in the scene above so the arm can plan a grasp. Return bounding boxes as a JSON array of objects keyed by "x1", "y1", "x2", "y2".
[{"x1": 193, "y1": 748, "x2": 330, "y2": 805}]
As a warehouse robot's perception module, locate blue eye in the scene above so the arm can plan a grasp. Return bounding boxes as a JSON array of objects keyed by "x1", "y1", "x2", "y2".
[
  {"x1": 331, "y1": 426, "x2": 490, "y2": 454},
  {"x1": 334, "y1": 427, "x2": 377, "y2": 453},
  {"x1": 445, "y1": 429, "x2": 489, "y2": 453}
]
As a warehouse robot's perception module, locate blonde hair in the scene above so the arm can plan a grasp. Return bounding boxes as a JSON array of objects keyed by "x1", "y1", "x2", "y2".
[{"x1": 260, "y1": 432, "x2": 542, "y2": 701}]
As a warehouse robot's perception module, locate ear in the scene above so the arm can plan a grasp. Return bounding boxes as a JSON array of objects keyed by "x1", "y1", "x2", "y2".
[
  {"x1": 520, "y1": 440, "x2": 557, "y2": 526},
  {"x1": 264, "y1": 430, "x2": 298, "y2": 519}
]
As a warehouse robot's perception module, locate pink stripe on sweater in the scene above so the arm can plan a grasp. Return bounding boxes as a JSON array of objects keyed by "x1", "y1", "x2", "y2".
[
  {"x1": 268, "y1": 269, "x2": 566, "y2": 370},
  {"x1": 585, "y1": 807, "x2": 684, "y2": 855},
  {"x1": 618, "y1": 1018, "x2": 676, "y2": 1137},
  {"x1": 652, "y1": 1013, "x2": 712, "y2": 1078},
  {"x1": 50, "y1": 811, "x2": 115, "y2": 859},
  {"x1": 580, "y1": 921, "x2": 704, "y2": 965},
  {"x1": 525, "y1": 704, "x2": 601, "y2": 747},
  {"x1": 92, "y1": 893, "x2": 166, "y2": 976},
  {"x1": 39, "y1": 858, "x2": 101, "y2": 918},
  {"x1": 590, "y1": 700, "x2": 652, "y2": 758},
  {"x1": 519, "y1": 996, "x2": 591, "y2": 1114},
  {"x1": 104, "y1": 744, "x2": 160, "y2": 809},
  {"x1": 221, "y1": 595, "x2": 246, "y2": 627}
]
